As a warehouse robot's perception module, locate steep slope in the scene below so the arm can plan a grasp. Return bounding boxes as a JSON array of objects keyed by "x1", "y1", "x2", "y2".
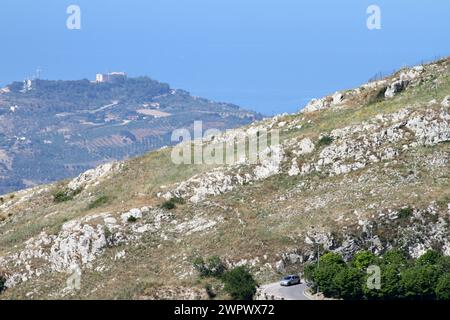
[
  {"x1": 0, "y1": 58, "x2": 449, "y2": 299},
  {"x1": 0, "y1": 77, "x2": 261, "y2": 194}
]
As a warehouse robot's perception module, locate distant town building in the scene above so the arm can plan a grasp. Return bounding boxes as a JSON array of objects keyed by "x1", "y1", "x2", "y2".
[{"x1": 95, "y1": 72, "x2": 127, "y2": 84}]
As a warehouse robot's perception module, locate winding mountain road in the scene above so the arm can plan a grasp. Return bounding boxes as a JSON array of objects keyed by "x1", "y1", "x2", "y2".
[{"x1": 260, "y1": 282, "x2": 312, "y2": 300}]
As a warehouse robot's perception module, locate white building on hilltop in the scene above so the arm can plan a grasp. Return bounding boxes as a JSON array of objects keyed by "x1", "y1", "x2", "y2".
[{"x1": 96, "y1": 72, "x2": 127, "y2": 84}]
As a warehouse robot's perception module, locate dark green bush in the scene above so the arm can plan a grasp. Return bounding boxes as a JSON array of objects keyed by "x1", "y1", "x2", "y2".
[
  {"x1": 53, "y1": 190, "x2": 73, "y2": 203},
  {"x1": 161, "y1": 200, "x2": 176, "y2": 210},
  {"x1": 305, "y1": 252, "x2": 346, "y2": 298},
  {"x1": 398, "y1": 207, "x2": 413, "y2": 219},
  {"x1": 401, "y1": 265, "x2": 441, "y2": 299},
  {"x1": 417, "y1": 250, "x2": 442, "y2": 266},
  {"x1": 127, "y1": 216, "x2": 137, "y2": 223},
  {"x1": 87, "y1": 195, "x2": 110, "y2": 209},
  {"x1": 317, "y1": 135, "x2": 334, "y2": 147},
  {"x1": 306, "y1": 248, "x2": 449, "y2": 300},
  {"x1": 353, "y1": 251, "x2": 377, "y2": 270},
  {"x1": 435, "y1": 273, "x2": 450, "y2": 300},
  {"x1": 333, "y1": 267, "x2": 364, "y2": 300},
  {"x1": 193, "y1": 256, "x2": 226, "y2": 278},
  {"x1": 222, "y1": 266, "x2": 257, "y2": 300},
  {"x1": 53, "y1": 187, "x2": 83, "y2": 203},
  {"x1": 161, "y1": 197, "x2": 184, "y2": 210}
]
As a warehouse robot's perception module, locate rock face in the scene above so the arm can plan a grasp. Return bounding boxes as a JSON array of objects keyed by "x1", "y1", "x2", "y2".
[
  {"x1": 0, "y1": 58, "x2": 449, "y2": 299},
  {"x1": 162, "y1": 107, "x2": 449, "y2": 204},
  {"x1": 0, "y1": 205, "x2": 221, "y2": 290},
  {"x1": 68, "y1": 162, "x2": 122, "y2": 191},
  {"x1": 301, "y1": 65, "x2": 427, "y2": 113},
  {"x1": 385, "y1": 66, "x2": 423, "y2": 98},
  {"x1": 163, "y1": 144, "x2": 285, "y2": 203},
  {"x1": 277, "y1": 203, "x2": 450, "y2": 268}
]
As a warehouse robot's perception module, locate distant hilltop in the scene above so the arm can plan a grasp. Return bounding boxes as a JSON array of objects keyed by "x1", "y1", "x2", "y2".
[
  {"x1": 95, "y1": 72, "x2": 127, "y2": 84},
  {"x1": 0, "y1": 73, "x2": 261, "y2": 195}
]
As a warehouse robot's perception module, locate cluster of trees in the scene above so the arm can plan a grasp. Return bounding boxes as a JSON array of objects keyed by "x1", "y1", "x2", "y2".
[
  {"x1": 304, "y1": 249, "x2": 450, "y2": 300},
  {"x1": 193, "y1": 256, "x2": 258, "y2": 300}
]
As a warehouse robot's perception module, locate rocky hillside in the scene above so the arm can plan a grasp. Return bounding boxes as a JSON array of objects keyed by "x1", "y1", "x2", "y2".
[
  {"x1": 0, "y1": 77, "x2": 261, "y2": 194},
  {"x1": 0, "y1": 58, "x2": 449, "y2": 299}
]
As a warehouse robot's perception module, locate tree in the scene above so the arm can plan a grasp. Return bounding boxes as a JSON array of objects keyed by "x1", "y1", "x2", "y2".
[
  {"x1": 382, "y1": 249, "x2": 408, "y2": 267},
  {"x1": 435, "y1": 273, "x2": 450, "y2": 300},
  {"x1": 417, "y1": 250, "x2": 442, "y2": 266},
  {"x1": 333, "y1": 267, "x2": 364, "y2": 299},
  {"x1": 320, "y1": 252, "x2": 346, "y2": 266},
  {"x1": 379, "y1": 265, "x2": 403, "y2": 299},
  {"x1": 401, "y1": 265, "x2": 441, "y2": 299},
  {"x1": 313, "y1": 252, "x2": 346, "y2": 298},
  {"x1": 221, "y1": 266, "x2": 257, "y2": 300},
  {"x1": 437, "y1": 256, "x2": 450, "y2": 273},
  {"x1": 353, "y1": 251, "x2": 377, "y2": 271}
]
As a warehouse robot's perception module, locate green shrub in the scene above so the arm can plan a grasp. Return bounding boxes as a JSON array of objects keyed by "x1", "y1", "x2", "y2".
[
  {"x1": 417, "y1": 250, "x2": 442, "y2": 266},
  {"x1": 317, "y1": 135, "x2": 334, "y2": 147},
  {"x1": 381, "y1": 249, "x2": 408, "y2": 267},
  {"x1": 398, "y1": 207, "x2": 413, "y2": 219},
  {"x1": 161, "y1": 197, "x2": 184, "y2": 210},
  {"x1": 333, "y1": 267, "x2": 364, "y2": 300},
  {"x1": 161, "y1": 200, "x2": 176, "y2": 210},
  {"x1": 401, "y1": 265, "x2": 441, "y2": 299},
  {"x1": 379, "y1": 265, "x2": 404, "y2": 299},
  {"x1": 171, "y1": 197, "x2": 186, "y2": 205},
  {"x1": 53, "y1": 187, "x2": 83, "y2": 203},
  {"x1": 308, "y1": 248, "x2": 449, "y2": 300},
  {"x1": 435, "y1": 273, "x2": 450, "y2": 300},
  {"x1": 127, "y1": 216, "x2": 137, "y2": 223},
  {"x1": 53, "y1": 190, "x2": 73, "y2": 203},
  {"x1": 87, "y1": 195, "x2": 110, "y2": 209},
  {"x1": 304, "y1": 252, "x2": 346, "y2": 298},
  {"x1": 193, "y1": 256, "x2": 226, "y2": 278},
  {"x1": 353, "y1": 251, "x2": 377, "y2": 270},
  {"x1": 222, "y1": 266, "x2": 257, "y2": 300},
  {"x1": 437, "y1": 256, "x2": 450, "y2": 272}
]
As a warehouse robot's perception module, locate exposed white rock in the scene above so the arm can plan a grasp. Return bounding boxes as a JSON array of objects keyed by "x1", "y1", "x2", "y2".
[
  {"x1": 385, "y1": 66, "x2": 424, "y2": 98},
  {"x1": 68, "y1": 162, "x2": 121, "y2": 191},
  {"x1": 173, "y1": 216, "x2": 218, "y2": 236},
  {"x1": 121, "y1": 208, "x2": 143, "y2": 223},
  {"x1": 292, "y1": 138, "x2": 315, "y2": 156},
  {"x1": 302, "y1": 97, "x2": 328, "y2": 113},
  {"x1": 332, "y1": 92, "x2": 344, "y2": 105},
  {"x1": 288, "y1": 158, "x2": 300, "y2": 176}
]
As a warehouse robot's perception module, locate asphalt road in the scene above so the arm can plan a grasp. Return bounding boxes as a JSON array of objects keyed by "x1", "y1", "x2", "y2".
[{"x1": 260, "y1": 281, "x2": 311, "y2": 300}]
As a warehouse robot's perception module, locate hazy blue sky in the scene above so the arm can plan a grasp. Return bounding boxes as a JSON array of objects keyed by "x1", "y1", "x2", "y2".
[{"x1": 1, "y1": 0, "x2": 449, "y2": 115}]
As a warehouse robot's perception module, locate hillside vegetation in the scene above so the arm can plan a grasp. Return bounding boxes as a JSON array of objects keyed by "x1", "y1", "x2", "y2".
[
  {"x1": 0, "y1": 58, "x2": 449, "y2": 299},
  {"x1": 0, "y1": 77, "x2": 260, "y2": 194}
]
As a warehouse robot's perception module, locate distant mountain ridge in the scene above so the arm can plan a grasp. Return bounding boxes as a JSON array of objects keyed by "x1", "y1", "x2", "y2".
[{"x1": 0, "y1": 76, "x2": 262, "y2": 194}]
